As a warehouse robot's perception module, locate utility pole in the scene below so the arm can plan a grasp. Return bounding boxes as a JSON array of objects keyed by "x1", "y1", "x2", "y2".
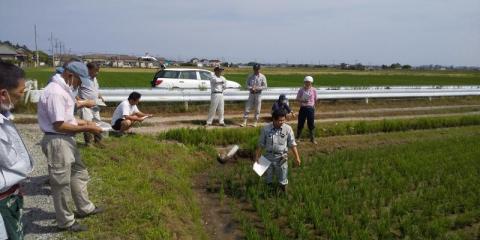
[
  {"x1": 34, "y1": 25, "x2": 39, "y2": 67},
  {"x1": 50, "y1": 32, "x2": 55, "y2": 67}
]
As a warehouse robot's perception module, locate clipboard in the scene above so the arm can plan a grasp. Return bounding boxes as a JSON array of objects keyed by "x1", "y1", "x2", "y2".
[
  {"x1": 96, "y1": 121, "x2": 113, "y2": 132},
  {"x1": 253, "y1": 155, "x2": 271, "y2": 176}
]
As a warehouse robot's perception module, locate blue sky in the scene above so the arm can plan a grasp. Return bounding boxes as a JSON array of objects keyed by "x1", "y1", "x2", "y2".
[{"x1": 1, "y1": 0, "x2": 479, "y2": 66}]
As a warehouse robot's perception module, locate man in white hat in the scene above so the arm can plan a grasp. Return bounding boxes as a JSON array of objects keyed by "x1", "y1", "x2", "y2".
[
  {"x1": 296, "y1": 76, "x2": 318, "y2": 144},
  {"x1": 205, "y1": 66, "x2": 226, "y2": 126}
]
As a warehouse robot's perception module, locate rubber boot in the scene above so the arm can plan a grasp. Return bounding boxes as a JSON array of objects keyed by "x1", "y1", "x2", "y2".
[
  {"x1": 309, "y1": 129, "x2": 317, "y2": 144},
  {"x1": 296, "y1": 128, "x2": 303, "y2": 142},
  {"x1": 240, "y1": 119, "x2": 247, "y2": 127}
]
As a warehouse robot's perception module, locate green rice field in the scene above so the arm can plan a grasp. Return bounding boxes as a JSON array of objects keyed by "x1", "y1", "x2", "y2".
[
  {"x1": 78, "y1": 115, "x2": 480, "y2": 239},
  {"x1": 25, "y1": 67, "x2": 480, "y2": 89}
]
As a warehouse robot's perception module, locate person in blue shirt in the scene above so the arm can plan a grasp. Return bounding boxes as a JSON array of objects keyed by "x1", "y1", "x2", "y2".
[{"x1": 271, "y1": 94, "x2": 295, "y2": 118}]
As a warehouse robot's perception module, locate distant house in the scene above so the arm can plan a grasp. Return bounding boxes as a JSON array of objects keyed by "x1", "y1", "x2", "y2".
[
  {"x1": 15, "y1": 48, "x2": 29, "y2": 62},
  {"x1": 54, "y1": 54, "x2": 81, "y2": 66},
  {"x1": 200, "y1": 59, "x2": 209, "y2": 66},
  {"x1": 209, "y1": 59, "x2": 222, "y2": 67},
  {"x1": 0, "y1": 44, "x2": 20, "y2": 62},
  {"x1": 109, "y1": 55, "x2": 139, "y2": 68},
  {"x1": 83, "y1": 54, "x2": 112, "y2": 66},
  {"x1": 190, "y1": 58, "x2": 199, "y2": 64}
]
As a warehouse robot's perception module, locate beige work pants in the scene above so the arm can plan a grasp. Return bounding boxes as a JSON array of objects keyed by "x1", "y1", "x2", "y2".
[
  {"x1": 244, "y1": 93, "x2": 262, "y2": 121},
  {"x1": 40, "y1": 134, "x2": 95, "y2": 228}
]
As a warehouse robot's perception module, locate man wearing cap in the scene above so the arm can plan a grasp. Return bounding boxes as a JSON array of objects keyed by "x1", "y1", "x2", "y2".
[
  {"x1": 0, "y1": 61, "x2": 34, "y2": 240},
  {"x1": 256, "y1": 109, "x2": 301, "y2": 193},
  {"x1": 272, "y1": 94, "x2": 295, "y2": 118},
  {"x1": 296, "y1": 76, "x2": 318, "y2": 144},
  {"x1": 37, "y1": 61, "x2": 104, "y2": 232},
  {"x1": 241, "y1": 64, "x2": 267, "y2": 127},
  {"x1": 205, "y1": 66, "x2": 226, "y2": 126},
  {"x1": 77, "y1": 62, "x2": 104, "y2": 147}
]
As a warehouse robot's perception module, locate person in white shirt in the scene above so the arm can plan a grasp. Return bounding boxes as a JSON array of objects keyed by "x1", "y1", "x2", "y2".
[
  {"x1": 205, "y1": 66, "x2": 227, "y2": 126},
  {"x1": 77, "y1": 62, "x2": 105, "y2": 147},
  {"x1": 111, "y1": 92, "x2": 152, "y2": 133},
  {"x1": 241, "y1": 63, "x2": 267, "y2": 127},
  {"x1": 0, "y1": 61, "x2": 34, "y2": 240}
]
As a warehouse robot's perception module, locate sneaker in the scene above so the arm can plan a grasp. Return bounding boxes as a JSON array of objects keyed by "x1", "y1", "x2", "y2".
[
  {"x1": 310, "y1": 139, "x2": 317, "y2": 144},
  {"x1": 204, "y1": 123, "x2": 212, "y2": 127},
  {"x1": 252, "y1": 122, "x2": 257, "y2": 127},
  {"x1": 60, "y1": 222, "x2": 88, "y2": 232},
  {"x1": 75, "y1": 206, "x2": 105, "y2": 219},
  {"x1": 280, "y1": 184, "x2": 288, "y2": 193},
  {"x1": 219, "y1": 123, "x2": 226, "y2": 127},
  {"x1": 240, "y1": 121, "x2": 247, "y2": 127}
]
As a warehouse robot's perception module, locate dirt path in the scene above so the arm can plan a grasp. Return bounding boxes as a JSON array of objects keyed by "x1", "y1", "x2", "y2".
[{"x1": 194, "y1": 171, "x2": 244, "y2": 240}]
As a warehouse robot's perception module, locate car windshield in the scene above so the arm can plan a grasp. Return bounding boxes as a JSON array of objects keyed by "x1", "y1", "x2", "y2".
[{"x1": 155, "y1": 70, "x2": 179, "y2": 79}]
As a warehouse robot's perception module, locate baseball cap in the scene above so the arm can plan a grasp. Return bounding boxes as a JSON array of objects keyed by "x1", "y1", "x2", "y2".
[
  {"x1": 64, "y1": 61, "x2": 92, "y2": 87},
  {"x1": 55, "y1": 67, "x2": 64, "y2": 74},
  {"x1": 253, "y1": 63, "x2": 261, "y2": 70},
  {"x1": 304, "y1": 76, "x2": 314, "y2": 83},
  {"x1": 214, "y1": 66, "x2": 224, "y2": 71}
]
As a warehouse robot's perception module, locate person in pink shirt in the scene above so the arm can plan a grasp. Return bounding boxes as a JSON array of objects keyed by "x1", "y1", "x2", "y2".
[
  {"x1": 296, "y1": 76, "x2": 318, "y2": 144},
  {"x1": 37, "y1": 61, "x2": 104, "y2": 232}
]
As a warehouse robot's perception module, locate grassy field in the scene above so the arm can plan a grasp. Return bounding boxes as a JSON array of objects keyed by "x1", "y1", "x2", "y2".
[
  {"x1": 25, "y1": 67, "x2": 480, "y2": 89},
  {"x1": 78, "y1": 136, "x2": 216, "y2": 239},
  {"x1": 76, "y1": 115, "x2": 480, "y2": 239}
]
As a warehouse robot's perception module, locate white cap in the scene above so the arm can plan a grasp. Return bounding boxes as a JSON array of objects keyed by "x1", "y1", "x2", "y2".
[{"x1": 304, "y1": 76, "x2": 314, "y2": 83}]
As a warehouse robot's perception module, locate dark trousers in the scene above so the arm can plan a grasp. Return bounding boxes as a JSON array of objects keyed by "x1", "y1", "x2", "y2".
[
  {"x1": 0, "y1": 194, "x2": 24, "y2": 240},
  {"x1": 297, "y1": 106, "x2": 315, "y2": 138}
]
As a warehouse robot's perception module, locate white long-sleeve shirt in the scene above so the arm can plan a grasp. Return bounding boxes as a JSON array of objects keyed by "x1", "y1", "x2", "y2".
[
  {"x1": 210, "y1": 75, "x2": 226, "y2": 93},
  {"x1": 246, "y1": 73, "x2": 267, "y2": 93},
  {"x1": 0, "y1": 112, "x2": 33, "y2": 193}
]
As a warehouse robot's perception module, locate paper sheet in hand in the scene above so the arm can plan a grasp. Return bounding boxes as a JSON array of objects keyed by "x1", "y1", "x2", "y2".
[
  {"x1": 96, "y1": 98, "x2": 107, "y2": 107},
  {"x1": 253, "y1": 156, "x2": 271, "y2": 176},
  {"x1": 96, "y1": 121, "x2": 113, "y2": 132}
]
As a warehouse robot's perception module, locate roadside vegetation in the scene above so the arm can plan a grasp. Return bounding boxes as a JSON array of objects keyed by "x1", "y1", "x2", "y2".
[
  {"x1": 158, "y1": 114, "x2": 480, "y2": 149},
  {"x1": 78, "y1": 135, "x2": 216, "y2": 239},
  {"x1": 25, "y1": 67, "x2": 480, "y2": 88},
  {"x1": 77, "y1": 115, "x2": 480, "y2": 239}
]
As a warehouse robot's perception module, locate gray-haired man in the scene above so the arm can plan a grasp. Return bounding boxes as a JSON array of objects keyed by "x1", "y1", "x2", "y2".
[
  {"x1": 77, "y1": 62, "x2": 104, "y2": 147},
  {"x1": 241, "y1": 63, "x2": 267, "y2": 127}
]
